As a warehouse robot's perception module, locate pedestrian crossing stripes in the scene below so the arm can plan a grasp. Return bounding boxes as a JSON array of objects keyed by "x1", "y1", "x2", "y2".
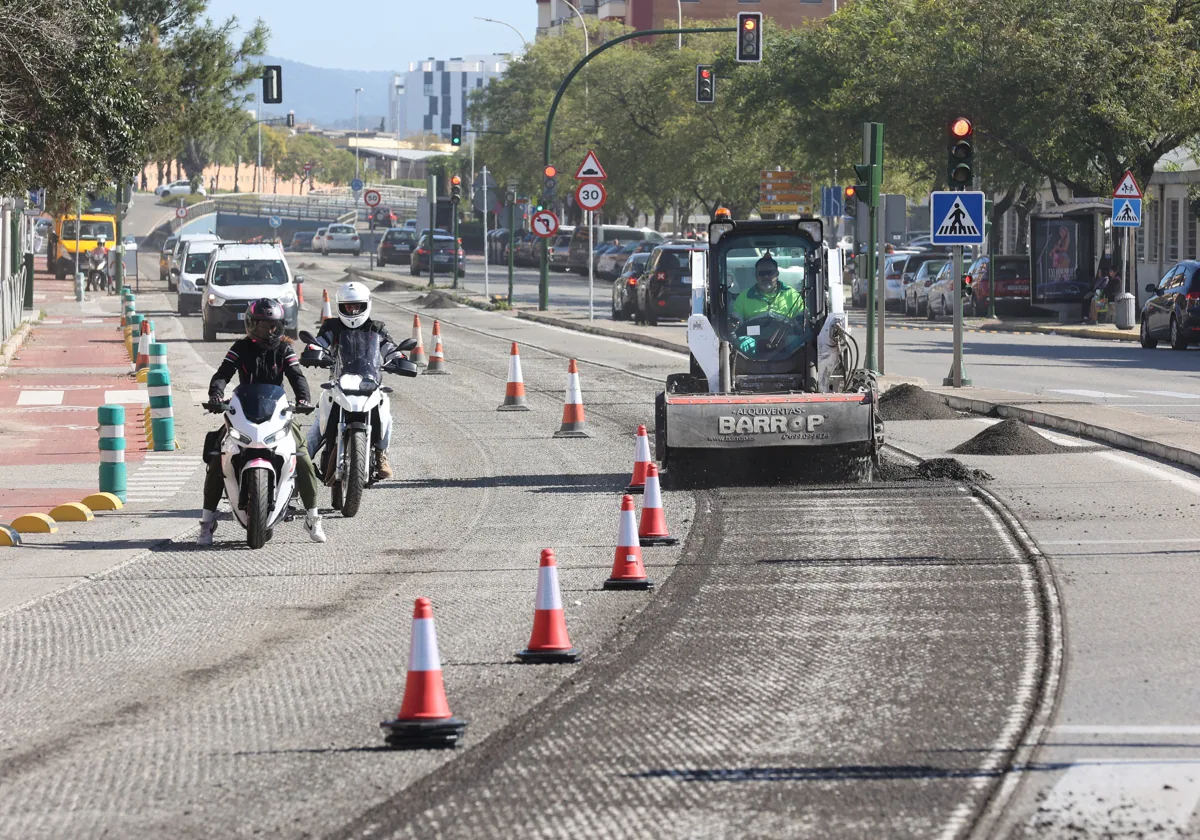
[{"x1": 123, "y1": 452, "x2": 200, "y2": 504}]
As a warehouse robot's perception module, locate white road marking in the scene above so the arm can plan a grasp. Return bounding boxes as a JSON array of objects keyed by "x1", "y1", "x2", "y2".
[
  {"x1": 1048, "y1": 388, "x2": 1135, "y2": 399},
  {"x1": 1042, "y1": 538, "x2": 1200, "y2": 546},
  {"x1": 41, "y1": 319, "x2": 63, "y2": 325},
  {"x1": 1099, "y1": 451, "x2": 1200, "y2": 498},
  {"x1": 123, "y1": 454, "x2": 200, "y2": 503},
  {"x1": 16, "y1": 389, "x2": 65, "y2": 406},
  {"x1": 103, "y1": 390, "x2": 149, "y2": 405},
  {"x1": 1032, "y1": 759, "x2": 1200, "y2": 834},
  {"x1": 80, "y1": 318, "x2": 103, "y2": 324},
  {"x1": 972, "y1": 417, "x2": 1090, "y2": 447},
  {"x1": 1054, "y1": 725, "x2": 1200, "y2": 735},
  {"x1": 1130, "y1": 390, "x2": 1200, "y2": 399}
]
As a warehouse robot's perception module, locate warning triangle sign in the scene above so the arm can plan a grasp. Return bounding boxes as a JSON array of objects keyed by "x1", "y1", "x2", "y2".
[
  {"x1": 1113, "y1": 199, "x2": 1140, "y2": 224},
  {"x1": 1113, "y1": 171, "x2": 1142, "y2": 199},
  {"x1": 935, "y1": 196, "x2": 980, "y2": 238},
  {"x1": 574, "y1": 150, "x2": 607, "y2": 181}
]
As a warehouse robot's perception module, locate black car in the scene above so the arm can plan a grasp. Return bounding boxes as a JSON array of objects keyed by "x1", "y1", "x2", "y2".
[
  {"x1": 289, "y1": 231, "x2": 317, "y2": 251},
  {"x1": 377, "y1": 228, "x2": 417, "y2": 267},
  {"x1": 371, "y1": 206, "x2": 398, "y2": 228},
  {"x1": 611, "y1": 252, "x2": 650, "y2": 321},
  {"x1": 1142, "y1": 260, "x2": 1200, "y2": 350},
  {"x1": 410, "y1": 234, "x2": 465, "y2": 277},
  {"x1": 635, "y1": 244, "x2": 706, "y2": 325}
]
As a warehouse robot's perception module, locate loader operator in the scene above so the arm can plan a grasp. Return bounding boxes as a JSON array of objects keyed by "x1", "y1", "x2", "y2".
[{"x1": 732, "y1": 254, "x2": 805, "y2": 356}]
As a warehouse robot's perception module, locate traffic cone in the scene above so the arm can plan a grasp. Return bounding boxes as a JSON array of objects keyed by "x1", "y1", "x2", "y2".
[
  {"x1": 553, "y1": 359, "x2": 588, "y2": 438},
  {"x1": 625, "y1": 424, "x2": 652, "y2": 493},
  {"x1": 319, "y1": 289, "x2": 334, "y2": 323},
  {"x1": 135, "y1": 320, "x2": 151, "y2": 371},
  {"x1": 638, "y1": 464, "x2": 678, "y2": 546},
  {"x1": 425, "y1": 320, "x2": 449, "y2": 374},
  {"x1": 296, "y1": 282, "x2": 304, "y2": 309},
  {"x1": 516, "y1": 549, "x2": 581, "y2": 663},
  {"x1": 409, "y1": 314, "x2": 428, "y2": 366},
  {"x1": 497, "y1": 342, "x2": 530, "y2": 411},
  {"x1": 381, "y1": 597, "x2": 468, "y2": 749},
  {"x1": 604, "y1": 495, "x2": 654, "y2": 590}
]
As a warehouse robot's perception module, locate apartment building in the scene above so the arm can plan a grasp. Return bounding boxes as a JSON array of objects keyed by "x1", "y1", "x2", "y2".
[
  {"x1": 389, "y1": 55, "x2": 509, "y2": 140},
  {"x1": 536, "y1": 0, "x2": 833, "y2": 37}
]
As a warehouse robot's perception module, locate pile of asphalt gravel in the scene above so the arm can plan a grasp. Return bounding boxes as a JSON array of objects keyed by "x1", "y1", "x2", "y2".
[
  {"x1": 373, "y1": 280, "x2": 406, "y2": 293},
  {"x1": 878, "y1": 384, "x2": 959, "y2": 421},
  {"x1": 295, "y1": 262, "x2": 318, "y2": 270},
  {"x1": 414, "y1": 291, "x2": 459, "y2": 309},
  {"x1": 952, "y1": 418, "x2": 1071, "y2": 456},
  {"x1": 875, "y1": 456, "x2": 992, "y2": 483}
]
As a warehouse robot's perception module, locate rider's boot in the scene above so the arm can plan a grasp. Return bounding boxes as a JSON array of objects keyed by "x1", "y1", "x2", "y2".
[
  {"x1": 197, "y1": 511, "x2": 217, "y2": 546},
  {"x1": 374, "y1": 448, "x2": 393, "y2": 480},
  {"x1": 305, "y1": 509, "x2": 326, "y2": 543}
]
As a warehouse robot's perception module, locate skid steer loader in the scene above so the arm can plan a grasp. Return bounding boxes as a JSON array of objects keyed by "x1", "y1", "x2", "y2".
[{"x1": 654, "y1": 216, "x2": 882, "y2": 483}]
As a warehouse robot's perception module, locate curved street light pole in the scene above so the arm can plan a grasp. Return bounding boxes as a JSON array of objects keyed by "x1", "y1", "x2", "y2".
[{"x1": 474, "y1": 17, "x2": 530, "y2": 50}]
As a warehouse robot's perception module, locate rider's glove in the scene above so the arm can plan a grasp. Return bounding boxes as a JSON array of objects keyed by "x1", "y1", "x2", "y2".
[{"x1": 738, "y1": 335, "x2": 757, "y2": 354}]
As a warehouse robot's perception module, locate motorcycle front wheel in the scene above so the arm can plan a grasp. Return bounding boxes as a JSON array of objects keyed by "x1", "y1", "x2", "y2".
[
  {"x1": 340, "y1": 430, "x2": 368, "y2": 518},
  {"x1": 245, "y1": 468, "x2": 271, "y2": 549}
]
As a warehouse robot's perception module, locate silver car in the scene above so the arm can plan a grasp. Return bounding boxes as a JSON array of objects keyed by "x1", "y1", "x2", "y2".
[
  {"x1": 904, "y1": 258, "x2": 948, "y2": 317},
  {"x1": 319, "y1": 223, "x2": 361, "y2": 256}
]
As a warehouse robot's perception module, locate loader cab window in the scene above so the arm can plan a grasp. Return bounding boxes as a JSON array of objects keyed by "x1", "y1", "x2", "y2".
[{"x1": 716, "y1": 231, "x2": 818, "y2": 362}]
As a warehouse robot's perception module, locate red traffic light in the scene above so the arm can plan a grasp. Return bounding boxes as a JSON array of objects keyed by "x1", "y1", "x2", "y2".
[
  {"x1": 950, "y1": 117, "x2": 973, "y2": 138},
  {"x1": 742, "y1": 16, "x2": 756, "y2": 30},
  {"x1": 844, "y1": 185, "x2": 857, "y2": 200},
  {"x1": 450, "y1": 175, "x2": 462, "y2": 186},
  {"x1": 700, "y1": 68, "x2": 711, "y2": 79},
  {"x1": 544, "y1": 165, "x2": 557, "y2": 178}
]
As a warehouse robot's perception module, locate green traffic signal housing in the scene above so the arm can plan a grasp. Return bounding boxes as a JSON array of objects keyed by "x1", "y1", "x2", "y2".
[
  {"x1": 948, "y1": 117, "x2": 974, "y2": 189},
  {"x1": 451, "y1": 123, "x2": 463, "y2": 147},
  {"x1": 853, "y1": 163, "x2": 880, "y2": 207}
]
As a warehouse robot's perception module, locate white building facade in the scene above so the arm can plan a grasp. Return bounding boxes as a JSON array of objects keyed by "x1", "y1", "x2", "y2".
[{"x1": 389, "y1": 55, "x2": 509, "y2": 141}]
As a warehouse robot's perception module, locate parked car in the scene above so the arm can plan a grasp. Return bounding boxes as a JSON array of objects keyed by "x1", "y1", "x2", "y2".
[
  {"x1": 567, "y1": 225, "x2": 664, "y2": 275},
  {"x1": 410, "y1": 233, "x2": 466, "y2": 277},
  {"x1": 173, "y1": 239, "x2": 227, "y2": 315},
  {"x1": 904, "y1": 258, "x2": 949, "y2": 316},
  {"x1": 311, "y1": 227, "x2": 329, "y2": 252},
  {"x1": 635, "y1": 243, "x2": 706, "y2": 325},
  {"x1": 319, "y1": 223, "x2": 361, "y2": 256},
  {"x1": 548, "y1": 229, "x2": 575, "y2": 272},
  {"x1": 371, "y1": 206, "x2": 398, "y2": 228},
  {"x1": 168, "y1": 232, "x2": 219, "y2": 292},
  {"x1": 1141, "y1": 260, "x2": 1200, "y2": 350},
  {"x1": 377, "y1": 228, "x2": 418, "y2": 267},
  {"x1": 289, "y1": 231, "x2": 318, "y2": 251},
  {"x1": 926, "y1": 261, "x2": 968, "y2": 320},
  {"x1": 598, "y1": 240, "x2": 656, "y2": 280},
  {"x1": 201, "y1": 243, "x2": 301, "y2": 342},
  {"x1": 487, "y1": 228, "x2": 510, "y2": 264},
  {"x1": 155, "y1": 180, "x2": 206, "y2": 199},
  {"x1": 964, "y1": 255, "x2": 1032, "y2": 316},
  {"x1": 159, "y1": 235, "x2": 179, "y2": 282},
  {"x1": 611, "y1": 252, "x2": 651, "y2": 321},
  {"x1": 514, "y1": 232, "x2": 539, "y2": 267},
  {"x1": 882, "y1": 255, "x2": 910, "y2": 311}
]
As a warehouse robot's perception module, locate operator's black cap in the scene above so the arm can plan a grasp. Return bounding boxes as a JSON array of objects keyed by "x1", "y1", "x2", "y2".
[{"x1": 755, "y1": 255, "x2": 779, "y2": 275}]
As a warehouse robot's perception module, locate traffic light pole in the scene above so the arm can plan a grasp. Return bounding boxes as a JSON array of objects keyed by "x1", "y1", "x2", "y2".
[
  {"x1": 540, "y1": 25, "x2": 735, "y2": 311},
  {"x1": 452, "y1": 209, "x2": 459, "y2": 290},
  {"x1": 943, "y1": 245, "x2": 971, "y2": 387}
]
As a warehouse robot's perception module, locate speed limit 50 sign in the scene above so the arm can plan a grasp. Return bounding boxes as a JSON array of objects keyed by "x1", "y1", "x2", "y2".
[{"x1": 576, "y1": 181, "x2": 607, "y2": 211}]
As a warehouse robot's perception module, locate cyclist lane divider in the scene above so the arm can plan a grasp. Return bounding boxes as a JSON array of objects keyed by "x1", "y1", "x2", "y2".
[
  {"x1": 147, "y1": 367, "x2": 176, "y2": 451},
  {"x1": 98, "y1": 404, "x2": 127, "y2": 503}
]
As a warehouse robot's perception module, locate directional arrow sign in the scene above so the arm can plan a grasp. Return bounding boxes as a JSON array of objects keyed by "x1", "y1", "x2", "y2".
[
  {"x1": 1113, "y1": 171, "x2": 1142, "y2": 199},
  {"x1": 574, "y1": 150, "x2": 607, "y2": 181},
  {"x1": 1111, "y1": 197, "x2": 1142, "y2": 227},
  {"x1": 930, "y1": 191, "x2": 985, "y2": 245}
]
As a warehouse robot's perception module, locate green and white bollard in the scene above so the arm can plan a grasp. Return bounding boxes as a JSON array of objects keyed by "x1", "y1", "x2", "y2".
[
  {"x1": 121, "y1": 290, "x2": 135, "y2": 330},
  {"x1": 127, "y1": 314, "x2": 143, "y2": 364},
  {"x1": 147, "y1": 368, "x2": 175, "y2": 451},
  {"x1": 98, "y1": 405, "x2": 127, "y2": 502},
  {"x1": 148, "y1": 340, "x2": 168, "y2": 371}
]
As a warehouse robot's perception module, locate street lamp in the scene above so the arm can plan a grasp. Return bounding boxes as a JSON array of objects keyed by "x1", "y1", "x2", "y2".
[
  {"x1": 559, "y1": 0, "x2": 590, "y2": 57},
  {"x1": 354, "y1": 87, "x2": 363, "y2": 179},
  {"x1": 474, "y1": 17, "x2": 530, "y2": 50}
]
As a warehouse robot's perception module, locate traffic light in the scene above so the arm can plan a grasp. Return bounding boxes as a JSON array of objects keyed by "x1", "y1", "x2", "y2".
[
  {"x1": 948, "y1": 116, "x2": 974, "y2": 189},
  {"x1": 843, "y1": 185, "x2": 858, "y2": 217},
  {"x1": 853, "y1": 163, "x2": 879, "y2": 208},
  {"x1": 286, "y1": 111, "x2": 295, "y2": 128},
  {"x1": 696, "y1": 65, "x2": 715, "y2": 104},
  {"x1": 450, "y1": 175, "x2": 462, "y2": 204},
  {"x1": 451, "y1": 123, "x2": 462, "y2": 147},
  {"x1": 736, "y1": 12, "x2": 763, "y2": 63},
  {"x1": 262, "y1": 65, "x2": 282, "y2": 104},
  {"x1": 543, "y1": 164, "x2": 557, "y2": 204}
]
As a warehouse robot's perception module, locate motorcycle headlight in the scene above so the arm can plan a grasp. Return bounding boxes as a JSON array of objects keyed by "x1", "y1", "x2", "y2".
[
  {"x1": 263, "y1": 429, "x2": 282, "y2": 445},
  {"x1": 228, "y1": 427, "x2": 251, "y2": 444},
  {"x1": 339, "y1": 374, "x2": 364, "y2": 391}
]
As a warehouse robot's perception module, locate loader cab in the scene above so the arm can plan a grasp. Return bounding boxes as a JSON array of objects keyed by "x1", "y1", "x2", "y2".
[{"x1": 708, "y1": 218, "x2": 826, "y2": 383}]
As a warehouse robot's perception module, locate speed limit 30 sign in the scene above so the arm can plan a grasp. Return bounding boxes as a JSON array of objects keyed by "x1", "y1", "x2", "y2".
[{"x1": 575, "y1": 181, "x2": 607, "y2": 212}]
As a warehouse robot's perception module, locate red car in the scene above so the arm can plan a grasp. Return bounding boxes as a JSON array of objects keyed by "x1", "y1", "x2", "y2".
[{"x1": 966, "y1": 255, "x2": 1031, "y2": 316}]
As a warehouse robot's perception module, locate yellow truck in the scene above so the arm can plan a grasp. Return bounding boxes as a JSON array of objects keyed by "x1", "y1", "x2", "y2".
[{"x1": 48, "y1": 213, "x2": 117, "y2": 280}]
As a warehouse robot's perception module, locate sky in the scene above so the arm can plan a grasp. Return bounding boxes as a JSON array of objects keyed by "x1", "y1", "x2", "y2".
[{"x1": 203, "y1": 0, "x2": 537, "y2": 72}]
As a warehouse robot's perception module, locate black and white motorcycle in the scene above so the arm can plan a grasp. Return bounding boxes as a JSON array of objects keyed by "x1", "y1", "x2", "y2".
[
  {"x1": 299, "y1": 329, "x2": 418, "y2": 517},
  {"x1": 203, "y1": 384, "x2": 315, "y2": 549}
]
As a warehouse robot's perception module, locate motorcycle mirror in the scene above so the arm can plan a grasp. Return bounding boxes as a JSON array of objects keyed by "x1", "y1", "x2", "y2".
[
  {"x1": 298, "y1": 330, "x2": 317, "y2": 345},
  {"x1": 397, "y1": 337, "x2": 418, "y2": 351},
  {"x1": 170, "y1": 268, "x2": 180, "y2": 276}
]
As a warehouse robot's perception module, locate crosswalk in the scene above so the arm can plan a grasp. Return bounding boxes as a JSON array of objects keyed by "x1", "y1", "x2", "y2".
[{"x1": 124, "y1": 452, "x2": 201, "y2": 504}]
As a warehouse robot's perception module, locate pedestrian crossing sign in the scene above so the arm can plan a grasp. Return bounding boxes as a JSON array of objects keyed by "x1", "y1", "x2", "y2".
[
  {"x1": 930, "y1": 191, "x2": 985, "y2": 245},
  {"x1": 1111, "y1": 197, "x2": 1142, "y2": 228}
]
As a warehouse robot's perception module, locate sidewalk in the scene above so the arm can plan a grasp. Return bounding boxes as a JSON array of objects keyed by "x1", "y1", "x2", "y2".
[
  {"x1": 0, "y1": 269, "x2": 147, "y2": 525},
  {"x1": 973, "y1": 317, "x2": 1138, "y2": 342}
]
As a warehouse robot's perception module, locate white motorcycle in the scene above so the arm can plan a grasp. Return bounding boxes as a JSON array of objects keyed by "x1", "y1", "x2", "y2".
[
  {"x1": 299, "y1": 329, "x2": 418, "y2": 517},
  {"x1": 204, "y1": 384, "x2": 315, "y2": 549}
]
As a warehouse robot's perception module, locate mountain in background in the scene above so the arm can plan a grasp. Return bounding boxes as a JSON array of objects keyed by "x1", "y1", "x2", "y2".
[{"x1": 255, "y1": 55, "x2": 392, "y2": 129}]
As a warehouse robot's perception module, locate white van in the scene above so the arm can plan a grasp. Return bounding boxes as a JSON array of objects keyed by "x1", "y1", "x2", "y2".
[{"x1": 167, "y1": 232, "x2": 219, "y2": 291}]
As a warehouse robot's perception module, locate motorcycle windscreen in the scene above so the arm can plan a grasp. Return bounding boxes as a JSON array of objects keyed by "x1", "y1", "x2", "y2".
[
  {"x1": 335, "y1": 330, "x2": 383, "y2": 392},
  {"x1": 234, "y1": 383, "x2": 286, "y2": 424}
]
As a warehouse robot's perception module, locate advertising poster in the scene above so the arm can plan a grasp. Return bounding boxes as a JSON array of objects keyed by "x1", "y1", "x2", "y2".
[{"x1": 1032, "y1": 219, "x2": 1087, "y2": 302}]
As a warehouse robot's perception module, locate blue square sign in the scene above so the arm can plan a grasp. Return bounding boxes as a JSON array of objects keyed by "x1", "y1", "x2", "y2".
[{"x1": 930, "y1": 191, "x2": 986, "y2": 245}]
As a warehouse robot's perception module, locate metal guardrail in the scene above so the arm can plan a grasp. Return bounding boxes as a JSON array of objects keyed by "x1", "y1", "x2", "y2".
[
  {"x1": 168, "y1": 200, "x2": 217, "y2": 231},
  {"x1": 1, "y1": 201, "x2": 31, "y2": 345}
]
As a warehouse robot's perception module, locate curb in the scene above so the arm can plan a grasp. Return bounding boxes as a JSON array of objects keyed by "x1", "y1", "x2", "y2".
[
  {"x1": 345, "y1": 267, "x2": 503, "y2": 315},
  {"x1": 0, "y1": 321, "x2": 35, "y2": 370},
  {"x1": 515, "y1": 311, "x2": 689, "y2": 355},
  {"x1": 976, "y1": 321, "x2": 1138, "y2": 342},
  {"x1": 935, "y1": 392, "x2": 1200, "y2": 472}
]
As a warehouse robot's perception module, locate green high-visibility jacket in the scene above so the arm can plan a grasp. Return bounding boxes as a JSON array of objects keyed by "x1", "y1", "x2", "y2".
[{"x1": 732, "y1": 283, "x2": 805, "y2": 321}]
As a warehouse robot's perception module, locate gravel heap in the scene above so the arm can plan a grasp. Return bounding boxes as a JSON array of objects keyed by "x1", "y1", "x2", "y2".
[
  {"x1": 415, "y1": 291, "x2": 459, "y2": 309},
  {"x1": 952, "y1": 418, "x2": 1071, "y2": 456},
  {"x1": 875, "y1": 456, "x2": 992, "y2": 483},
  {"x1": 878, "y1": 384, "x2": 959, "y2": 421},
  {"x1": 373, "y1": 280, "x2": 406, "y2": 293}
]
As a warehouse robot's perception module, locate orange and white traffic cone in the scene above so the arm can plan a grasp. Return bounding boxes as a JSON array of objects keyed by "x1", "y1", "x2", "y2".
[
  {"x1": 409, "y1": 314, "x2": 428, "y2": 365},
  {"x1": 638, "y1": 463, "x2": 678, "y2": 546},
  {"x1": 380, "y1": 597, "x2": 468, "y2": 749},
  {"x1": 319, "y1": 289, "x2": 334, "y2": 322},
  {"x1": 516, "y1": 549, "x2": 581, "y2": 663},
  {"x1": 553, "y1": 359, "x2": 588, "y2": 438},
  {"x1": 625, "y1": 424, "x2": 652, "y2": 493},
  {"x1": 604, "y1": 495, "x2": 654, "y2": 590},
  {"x1": 135, "y1": 320, "x2": 151, "y2": 371},
  {"x1": 425, "y1": 320, "x2": 449, "y2": 374},
  {"x1": 497, "y1": 342, "x2": 530, "y2": 411}
]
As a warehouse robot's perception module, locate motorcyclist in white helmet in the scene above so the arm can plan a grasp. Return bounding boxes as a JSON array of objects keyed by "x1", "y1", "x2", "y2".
[{"x1": 308, "y1": 281, "x2": 398, "y2": 479}]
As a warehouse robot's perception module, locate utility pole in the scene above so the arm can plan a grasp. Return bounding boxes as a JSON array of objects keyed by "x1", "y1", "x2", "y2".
[
  {"x1": 482, "y1": 166, "x2": 490, "y2": 299},
  {"x1": 354, "y1": 87, "x2": 363, "y2": 180},
  {"x1": 856, "y1": 122, "x2": 884, "y2": 373}
]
